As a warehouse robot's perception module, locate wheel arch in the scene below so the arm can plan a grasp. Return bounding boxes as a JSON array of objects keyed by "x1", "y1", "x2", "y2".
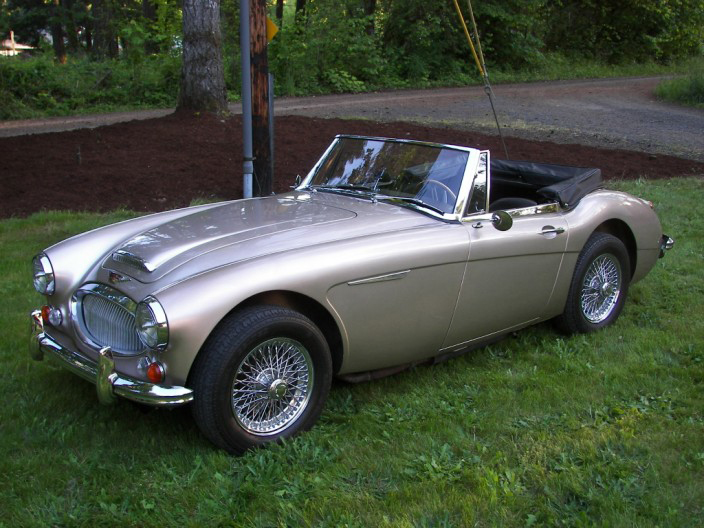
[
  {"x1": 593, "y1": 219, "x2": 637, "y2": 280},
  {"x1": 201, "y1": 290, "x2": 345, "y2": 376}
]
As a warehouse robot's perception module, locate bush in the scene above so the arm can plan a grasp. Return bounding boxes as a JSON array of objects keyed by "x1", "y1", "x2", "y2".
[
  {"x1": 656, "y1": 71, "x2": 704, "y2": 108},
  {"x1": 545, "y1": 0, "x2": 704, "y2": 63},
  {"x1": 0, "y1": 52, "x2": 180, "y2": 120}
]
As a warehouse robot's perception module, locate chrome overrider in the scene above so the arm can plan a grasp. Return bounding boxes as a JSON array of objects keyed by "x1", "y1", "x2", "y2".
[
  {"x1": 659, "y1": 234, "x2": 675, "y2": 258},
  {"x1": 30, "y1": 310, "x2": 194, "y2": 406}
]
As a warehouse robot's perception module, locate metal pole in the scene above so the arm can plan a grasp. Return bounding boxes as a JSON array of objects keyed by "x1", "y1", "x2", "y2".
[{"x1": 240, "y1": 0, "x2": 254, "y2": 198}]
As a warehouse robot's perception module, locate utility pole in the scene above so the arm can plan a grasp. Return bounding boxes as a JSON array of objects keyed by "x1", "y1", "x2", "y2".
[
  {"x1": 240, "y1": 0, "x2": 253, "y2": 198},
  {"x1": 249, "y1": 0, "x2": 272, "y2": 196}
]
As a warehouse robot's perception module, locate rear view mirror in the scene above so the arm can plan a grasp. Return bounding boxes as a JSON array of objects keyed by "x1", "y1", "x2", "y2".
[{"x1": 467, "y1": 210, "x2": 513, "y2": 231}]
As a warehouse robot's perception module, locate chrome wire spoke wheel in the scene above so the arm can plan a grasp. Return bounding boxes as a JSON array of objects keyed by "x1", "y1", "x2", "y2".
[
  {"x1": 231, "y1": 338, "x2": 314, "y2": 436},
  {"x1": 580, "y1": 253, "x2": 622, "y2": 323}
]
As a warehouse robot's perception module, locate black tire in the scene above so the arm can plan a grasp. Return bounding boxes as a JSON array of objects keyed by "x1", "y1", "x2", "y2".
[
  {"x1": 189, "y1": 305, "x2": 332, "y2": 454},
  {"x1": 555, "y1": 233, "x2": 631, "y2": 334}
]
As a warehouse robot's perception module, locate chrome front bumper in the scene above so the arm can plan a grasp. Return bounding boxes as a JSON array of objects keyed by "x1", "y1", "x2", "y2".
[{"x1": 30, "y1": 310, "x2": 193, "y2": 407}]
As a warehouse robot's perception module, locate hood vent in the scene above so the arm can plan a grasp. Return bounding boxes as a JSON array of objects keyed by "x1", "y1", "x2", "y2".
[{"x1": 112, "y1": 250, "x2": 154, "y2": 273}]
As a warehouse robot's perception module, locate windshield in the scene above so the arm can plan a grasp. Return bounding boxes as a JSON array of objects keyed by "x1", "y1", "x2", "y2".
[{"x1": 308, "y1": 137, "x2": 468, "y2": 214}]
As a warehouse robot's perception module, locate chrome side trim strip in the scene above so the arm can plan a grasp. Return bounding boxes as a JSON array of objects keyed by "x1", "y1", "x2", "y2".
[
  {"x1": 347, "y1": 270, "x2": 411, "y2": 286},
  {"x1": 30, "y1": 311, "x2": 193, "y2": 407}
]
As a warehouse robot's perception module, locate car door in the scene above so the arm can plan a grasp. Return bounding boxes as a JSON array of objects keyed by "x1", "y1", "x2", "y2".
[{"x1": 442, "y1": 157, "x2": 569, "y2": 351}]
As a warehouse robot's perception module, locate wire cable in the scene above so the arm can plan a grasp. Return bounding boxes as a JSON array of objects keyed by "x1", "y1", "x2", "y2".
[{"x1": 452, "y1": 0, "x2": 510, "y2": 159}]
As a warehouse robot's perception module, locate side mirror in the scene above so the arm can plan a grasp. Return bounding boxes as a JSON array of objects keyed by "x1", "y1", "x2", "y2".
[
  {"x1": 291, "y1": 174, "x2": 302, "y2": 190},
  {"x1": 469, "y1": 210, "x2": 513, "y2": 231}
]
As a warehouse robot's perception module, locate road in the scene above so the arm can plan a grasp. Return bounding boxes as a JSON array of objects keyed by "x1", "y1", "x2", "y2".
[{"x1": 2, "y1": 76, "x2": 703, "y2": 161}]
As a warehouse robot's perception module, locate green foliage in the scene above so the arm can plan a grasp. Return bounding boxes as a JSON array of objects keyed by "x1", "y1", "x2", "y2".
[
  {"x1": 0, "y1": 52, "x2": 180, "y2": 120},
  {"x1": 2, "y1": 0, "x2": 704, "y2": 117},
  {"x1": 1, "y1": 178, "x2": 703, "y2": 525},
  {"x1": 268, "y1": 2, "x2": 389, "y2": 95},
  {"x1": 545, "y1": 0, "x2": 704, "y2": 63},
  {"x1": 471, "y1": 0, "x2": 547, "y2": 69},
  {"x1": 656, "y1": 70, "x2": 704, "y2": 108},
  {"x1": 380, "y1": 1, "x2": 469, "y2": 82}
]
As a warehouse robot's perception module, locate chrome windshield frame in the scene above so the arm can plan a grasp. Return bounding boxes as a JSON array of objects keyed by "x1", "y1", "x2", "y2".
[{"x1": 297, "y1": 135, "x2": 483, "y2": 222}]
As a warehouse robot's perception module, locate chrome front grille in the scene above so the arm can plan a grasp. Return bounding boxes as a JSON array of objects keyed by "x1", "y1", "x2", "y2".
[{"x1": 73, "y1": 284, "x2": 142, "y2": 355}]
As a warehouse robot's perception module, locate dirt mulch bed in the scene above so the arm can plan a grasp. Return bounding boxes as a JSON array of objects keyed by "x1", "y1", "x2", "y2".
[{"x1": 2, "y1": 113, "x2": 703, "y2": 219}]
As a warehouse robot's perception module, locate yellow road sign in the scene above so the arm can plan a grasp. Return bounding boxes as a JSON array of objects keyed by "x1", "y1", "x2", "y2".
[{"x1": 266, "y1": 17, "x2": 279, "y2": 42}]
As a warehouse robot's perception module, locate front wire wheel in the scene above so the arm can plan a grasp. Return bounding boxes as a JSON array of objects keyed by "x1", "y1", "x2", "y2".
[
  {"x1": 556, "y1": 233, "x2": 630, "y2": 334},
  {"x1": 189, "y1": 306, "x2": 332, "y2": 454},
  {"x1": 232, "y1": 338, "x2": 314, "y2": 436}
]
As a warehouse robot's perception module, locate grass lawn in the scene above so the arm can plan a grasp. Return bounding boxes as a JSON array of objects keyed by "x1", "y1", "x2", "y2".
[{"x1": 1, "y1": 178, "x2": 702, "y2": 527}]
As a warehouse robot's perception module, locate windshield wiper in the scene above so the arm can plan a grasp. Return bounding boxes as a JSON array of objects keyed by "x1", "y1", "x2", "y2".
[
  {"x1": 316, "y1": 184, "x2": 375, "y2": 192},
  {"x1": 377, "y1": 196, "x2": 446, "y2": 216}
]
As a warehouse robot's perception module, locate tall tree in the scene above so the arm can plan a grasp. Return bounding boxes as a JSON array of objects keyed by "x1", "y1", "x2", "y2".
[
  {"x1": 295, "y1": 0, "x2": 306, "y2": 20},
  {"x1": 92, "y1": 0, "x2": 118, "y2": 58},
  {"x1": 275, "y1": 0, "x2": 284, "y2": 24},
  {"x1": 141, "y1": 0, "x2": 159, "y2": 54},
  {"x1": 362, "y1": 0, "x2": 375, "y2": 35},
  {"x1": 177, "y1": 0, "x2": 227, "y2": 114},
  {"x1": 50, "y1": 0, "x2": 66, "y2": 62}
]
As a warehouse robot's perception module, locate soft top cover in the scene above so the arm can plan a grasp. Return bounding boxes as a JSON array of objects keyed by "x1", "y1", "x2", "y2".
[{"x1": 491, "y1": 159, "x2": 602, "y2": 208}]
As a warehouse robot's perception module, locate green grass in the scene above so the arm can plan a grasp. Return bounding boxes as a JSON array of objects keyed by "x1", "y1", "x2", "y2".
[
  {"x1": 1, "y1": 178, "x2": 703, "y2": 526},
  {"x1": 656, "y1": 68, "x2": 704, "y2": 108}
]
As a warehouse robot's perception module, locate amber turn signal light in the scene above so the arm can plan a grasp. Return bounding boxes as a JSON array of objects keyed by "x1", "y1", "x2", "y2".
[{"x1": 146, "y1": 362, "x2": 165, "y2": 384}]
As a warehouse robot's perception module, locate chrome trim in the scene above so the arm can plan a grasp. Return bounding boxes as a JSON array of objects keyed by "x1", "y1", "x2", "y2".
[
  {"x1": 32, "y1": 253, "x2": 55, "y2": 295},
  {"x1": 333, "y1": 134, "x2": 477, "y2": 153},
  {"x1": 30, "y1": 310, "x2": 193, "y2": 407},
  {"x1": 540, "y1": 226, "x2": 565, "y2": 236},
  {"x1": 71, "y1": 283, "x2": 143, "y2": 356},
  {"x1": 135, "y1": 296, "x2": 169, "y2": 350},
  {"x1": 299, "y1": 135, "x2": 483, "y2": 223},
  {"x1": 112, "y1": 250, "x2": 155, "y2": 272},
  {"x1": 97, "y1": 347, "x2": 118, "y2": 404},
  {"x1": 580, "y1": 253, "x2": 622, "y2": 323},
  {"x1": 659, "y1": 234, "x2": 674, "y2": 258},
  {"x1": 509, "y1": 203, "x2": 561, "y2": 217},
  {"x1": 231, "y1": 338, "x2": 313, "y2": 436},
  {"x1": 348, "y1": 270, "x2": 411, "y2": 286}
]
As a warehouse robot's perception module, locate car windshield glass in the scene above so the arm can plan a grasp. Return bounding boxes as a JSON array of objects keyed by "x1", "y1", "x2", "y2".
[{"x1": 309, "y1": 138, "x2": 468, "y2": 214}]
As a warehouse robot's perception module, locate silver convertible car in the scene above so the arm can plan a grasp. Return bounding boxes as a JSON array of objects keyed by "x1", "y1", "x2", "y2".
[{"x1": 30, "y1": 135, "x2": 673, "y2": 453}]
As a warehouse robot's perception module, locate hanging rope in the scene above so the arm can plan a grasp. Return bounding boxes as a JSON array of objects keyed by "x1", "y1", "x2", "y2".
[{"x1": 452, "y1": 0, "x2": 510, "y2": 159}]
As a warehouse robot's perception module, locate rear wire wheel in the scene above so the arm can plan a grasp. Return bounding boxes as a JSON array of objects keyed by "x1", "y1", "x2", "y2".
[
  {"x1": 189, "y1": 306, "x2": 332, "y2": 454},
  {"x1": 556, "y1": 233, "x2": 630, "y2": 334}
]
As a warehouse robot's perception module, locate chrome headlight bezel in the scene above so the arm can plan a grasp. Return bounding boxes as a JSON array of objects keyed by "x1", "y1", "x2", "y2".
[
  {"x1": 32, "y1": 253, "x2": 55, "y2": 295},
  {"x1": 135, "y1": 296, "x2": 169, "y2": 350}
]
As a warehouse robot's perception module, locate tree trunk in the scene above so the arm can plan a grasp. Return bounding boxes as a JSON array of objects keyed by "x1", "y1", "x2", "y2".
[
  {"x1": 64, "y1": 0, "x2": 80, "y2": 52},
  {"x1": 92, "y1": 0, "x2": 118, "y2": 58},
  {"x1": 51, "y1": 0, "x2": 67, "y2": 63},
  {"x1": 295, "y1": 0, "x2": 306, "y2": 21},
  {"x1": 142, "y1": 0, "x2": 160, "y2": 54},
  {"x1": 177, "y1": 0, "x2": 228, "y2": 115},
  {"x1": 362, "y1": 0, "x2": 376, "y2": 35},
  {"x1": 275, "y1": 0, "x2": 284, "y2": 24},
  {"x1": 250, "y1": 0, "x2": 272, "y2": 196}
]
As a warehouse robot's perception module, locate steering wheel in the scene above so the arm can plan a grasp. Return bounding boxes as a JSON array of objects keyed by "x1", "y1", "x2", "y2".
[{"x1": 420, "y1": 179, "x2": 457, "y2": 205}]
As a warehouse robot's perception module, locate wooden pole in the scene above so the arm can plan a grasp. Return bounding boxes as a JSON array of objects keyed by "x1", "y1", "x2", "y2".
[{"x1": 250, "y1": 0, "x2": 272, "y2": 196}]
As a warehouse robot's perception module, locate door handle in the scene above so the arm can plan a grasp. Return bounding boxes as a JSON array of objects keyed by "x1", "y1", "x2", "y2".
[{"x1": 541, "y1": 226, "x2": 565, "y2": 236}]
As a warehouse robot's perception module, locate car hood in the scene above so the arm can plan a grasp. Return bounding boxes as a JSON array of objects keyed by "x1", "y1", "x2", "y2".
[{"x1": 104, "y1": 192, "x2": 433, "y2": 283}]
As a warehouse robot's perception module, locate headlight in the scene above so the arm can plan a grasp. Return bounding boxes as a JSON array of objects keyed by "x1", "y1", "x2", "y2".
[
  {"x1": 135, "y1": 296, "x2": 169, "y2": 350},
  {"x1": 32, "y1": 253, "x2": 55, "y2": 295}
]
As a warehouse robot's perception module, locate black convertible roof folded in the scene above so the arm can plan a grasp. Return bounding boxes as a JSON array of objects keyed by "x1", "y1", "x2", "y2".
[{"x1": 491, "y1": 159, "x2": 602, "y2": 208}]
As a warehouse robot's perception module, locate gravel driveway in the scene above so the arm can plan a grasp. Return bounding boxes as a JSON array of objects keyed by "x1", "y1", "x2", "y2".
[{"x1": 2, "y1": 76, "x2": 703, "y2": 161}]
